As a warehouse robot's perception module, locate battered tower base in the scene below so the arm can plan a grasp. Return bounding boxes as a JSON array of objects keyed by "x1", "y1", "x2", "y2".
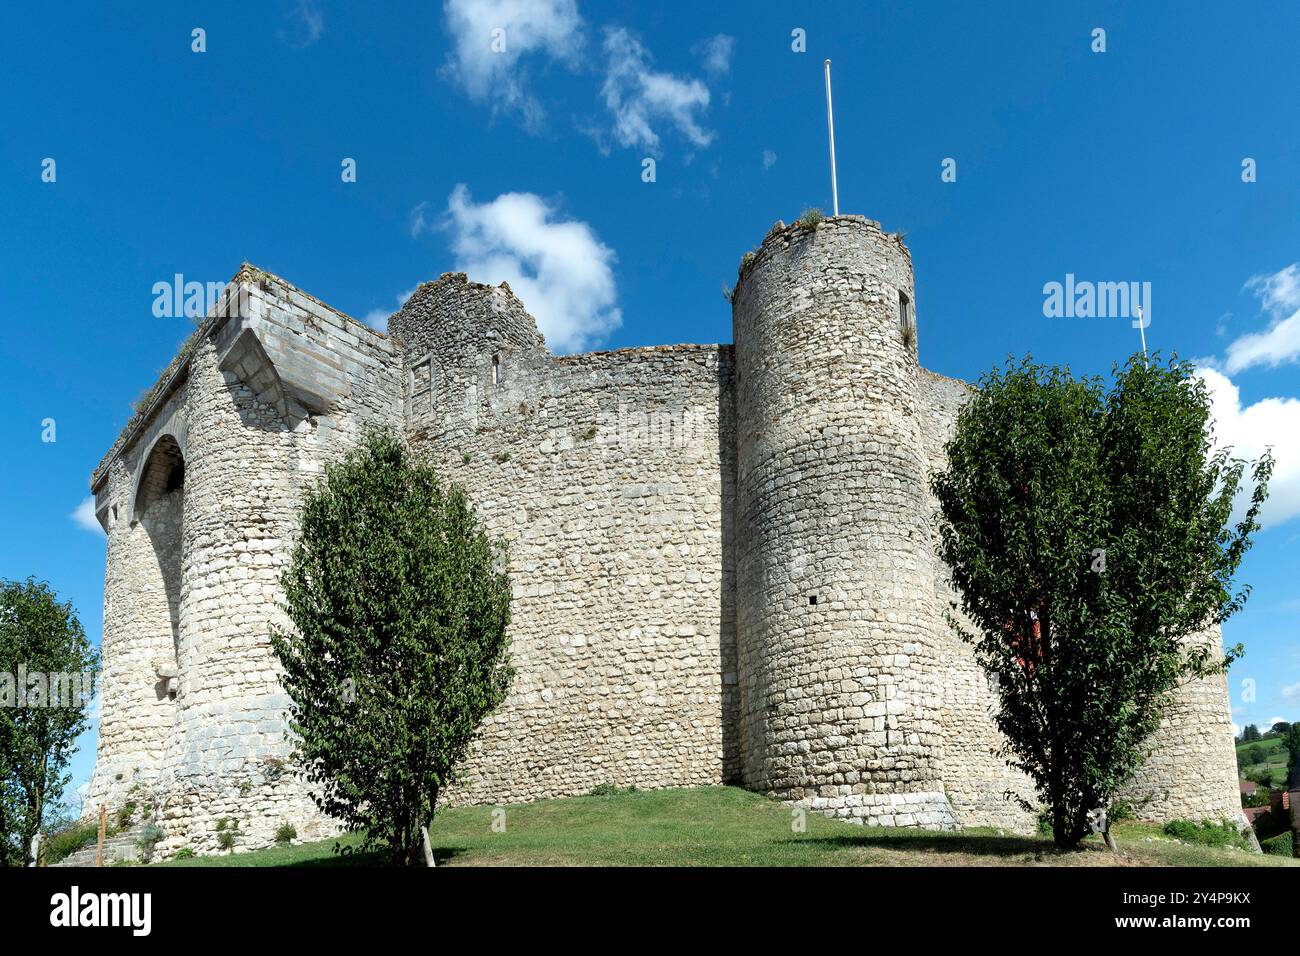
[{"x1": 792, "y1": 790, "x2": 958, "y2": 830}]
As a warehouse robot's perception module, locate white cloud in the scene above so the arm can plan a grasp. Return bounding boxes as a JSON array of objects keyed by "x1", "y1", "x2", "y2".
[
  {"x1": 444, "y1": 184, "x2": 621, "y2": 352},
  {"x1": 278, "y1": 0, "x2": 324, "y2": 48},
  {"x1": 70, "y1": 497, "x2": 104, "y2": 536},
  {"x1": 1225, "y1": 263, "x2": 1300, "y2": 373},
  {"x1": 409, "y1": 201, "x2": 434, "y2": 239},
  {"x1": 1197, "y1": 366, "x2": 1300, "y2": 529},
  {"x1": 363, "y1": 287, "x2": 418, "y2": 329},
  {"x1": 1269, "y1": 714, "x2": 1289, "y2": 724},
  {"x1": 1281, "y1": 684, "x2": 1300, "y2": 703},
  {"x1": 600, "y1": 27, "x2": 713, "y2": 153},
  {"x1": 761, "y1": 149, "x2": 777, "y2": 170},
  {"x1": 693, "y1": 34, "x2": 735, "y2": 77},
  {"x1": 440, "y1": 0, "x2": 583, "y2": 129}
]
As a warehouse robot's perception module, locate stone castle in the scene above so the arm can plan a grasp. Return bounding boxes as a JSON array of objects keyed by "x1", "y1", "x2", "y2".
[{"x1": 85, "y1": 215, "x2": 1243, "y2": 855}]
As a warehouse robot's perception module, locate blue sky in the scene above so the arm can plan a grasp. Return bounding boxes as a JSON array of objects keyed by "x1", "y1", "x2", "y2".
[{"x1": 1, "y1": 1, "x2": 1298, "y2": 805}]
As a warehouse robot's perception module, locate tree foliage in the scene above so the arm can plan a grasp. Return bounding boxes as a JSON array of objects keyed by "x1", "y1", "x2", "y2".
[
  {"x1": 271, "y1": 429, "x2": 514, "y2": 865},
  {"x1": 0, "y1": 578, "x2": 99, "y2": 867},
  {"x1": 932, "y1": 354, "x2": 1271, "y2": 848},
  {"x1": 1285, "y1": 724, "x2": 1300, "y2": 788}
]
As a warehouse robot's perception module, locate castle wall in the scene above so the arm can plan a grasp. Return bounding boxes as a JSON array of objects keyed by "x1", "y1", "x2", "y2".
[
  {"x1": 916, "y1": 368, "x2": 1242, "y2": 830},
  {"x1": 86, "y1": 271, "x2": 402, "y2": 854},
  {"x1": 390, "y1": 276, "x2": 738, "y2": 803},
  {"x1": 731, "y1": 216, "x2": 955, "y2": 827},
  {"x1": 87, "y1": 418, "x2": 189, "y2": 805},
  {"x1": 916, "y1": 369, "x2": 1037, "y2": 831},
  {"x1": 1119, "y1": 632, "x2": 1244, "y2": 824},
  {"x1": 85, "y1": 238, "x2": 1247, "y2": 856}
]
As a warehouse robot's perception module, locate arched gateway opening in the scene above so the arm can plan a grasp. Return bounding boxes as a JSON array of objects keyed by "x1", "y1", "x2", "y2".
[{"x1": 133, "y1": 434, "x2": 185, "y2": 700}]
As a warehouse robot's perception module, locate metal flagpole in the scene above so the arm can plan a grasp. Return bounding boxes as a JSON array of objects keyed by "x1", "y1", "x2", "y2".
[{"x1": 824, "y1": 59, "x2": 839, "y2": 216}]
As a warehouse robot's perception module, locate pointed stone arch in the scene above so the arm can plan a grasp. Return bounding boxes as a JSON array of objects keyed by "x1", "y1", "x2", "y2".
[{"x1": 133, "y1": 433, "x2": 186, "y2": 681}]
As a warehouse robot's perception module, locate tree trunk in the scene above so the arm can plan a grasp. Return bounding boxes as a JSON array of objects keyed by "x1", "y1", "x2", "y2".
[
  {"x1": 1102, "y1": 823, "x2": 1118, "y2": 851},
  {"x1": 422, "y1": 824, "x2": 435, "y2": 867}
]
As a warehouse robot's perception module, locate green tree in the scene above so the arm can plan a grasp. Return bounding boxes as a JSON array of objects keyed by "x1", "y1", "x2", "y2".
[
  {"x1": 271, "y1": 429, "x2": 513, "y2": 865},
  {"x1": 932, "y1": 355, "x2": 1270, "y2": 849},
  {"x1": 0, "y1": 578, "x2": 99, "y2": 867},
  {"x1": 1285, "y1": 724, "x2": 1300, "y2": 787},
  {"x1": 1247, "y1": 744, "x2": 1267, "y2": 766},
  {"x1": 1270, "y1": 721, "x2": 1291, "y2": 738},
  {"x1": 1242, "y1": 724, "x2": 1262, "y2": 742}
]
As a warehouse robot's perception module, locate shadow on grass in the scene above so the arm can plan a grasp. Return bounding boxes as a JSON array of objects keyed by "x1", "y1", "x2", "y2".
[
  {"x1": 284, "y1": 846, "x2": 468, "y2": 867},
  {"x1": 791, "y1": 832, "x2": 1078, "y2": 859}
]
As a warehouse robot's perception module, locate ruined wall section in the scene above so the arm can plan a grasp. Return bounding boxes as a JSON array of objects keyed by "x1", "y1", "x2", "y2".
[
  {"x1": 85, "y1": 389, "x2": 191, "y2": 809},
  {"x1": 390, "y1": 275, "x2": 739, "y2": 802},
  {"x1": 156, "y1": 274, "x2": 402, "y2": 854},
  {"x1": 86, "y1": 268, "x2": 403, "y2": 853}
]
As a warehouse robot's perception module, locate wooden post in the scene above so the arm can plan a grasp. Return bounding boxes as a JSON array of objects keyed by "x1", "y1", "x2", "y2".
[{"x1": 97, "y1": 805, "x2": 106, "y2": 867}]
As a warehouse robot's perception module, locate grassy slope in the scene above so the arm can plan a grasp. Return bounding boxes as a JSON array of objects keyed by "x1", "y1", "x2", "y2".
[
  {"x1": 1236, "y1": 736, "x2": 1289, "y2": 788},
  {"x1": 156, "y1": 786, "x2": 1297, "y2": 868}
]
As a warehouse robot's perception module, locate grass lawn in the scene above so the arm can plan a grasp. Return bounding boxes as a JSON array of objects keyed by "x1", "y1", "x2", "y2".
[
  {"x1": 154, "y1": 785, "x2": 1297, "y2": 868},
  {"x1": 1237, "y1": 736, "x2": 1289, "y2": 788}
]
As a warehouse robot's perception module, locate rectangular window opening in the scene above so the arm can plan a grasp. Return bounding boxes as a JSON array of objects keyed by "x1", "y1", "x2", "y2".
[{"x1": 899, "y1": 290, "x2": 913, "y2": 328}]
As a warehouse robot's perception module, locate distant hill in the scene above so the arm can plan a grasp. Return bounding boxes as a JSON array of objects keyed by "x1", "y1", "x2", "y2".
[{"x1": 1237, "y1": 736, "x2": 1289, "y2": 789}]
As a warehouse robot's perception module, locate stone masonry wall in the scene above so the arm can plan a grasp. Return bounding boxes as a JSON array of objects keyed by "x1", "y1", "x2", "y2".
[
  {"x1": 388, "y1": 275, "x2": 738, "y2": 803},
  {"x1": 1118, "y1": 632, "x2": 1244, "y2": 825},
  {"x1": 915, "y1": 369, "x2": 1038, "y2": 832}
]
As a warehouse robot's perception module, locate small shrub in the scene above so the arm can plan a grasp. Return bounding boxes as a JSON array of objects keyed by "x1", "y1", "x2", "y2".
[
  {"x1": 462, "y1": 452, "x2": 472, "y2": 464},
  {"x1": 171, "y1": 847, "x2": 195, "y2": 861},
  {"x1": 1107, "y1": 800, "x2": 1135, "y2": 823},
  {"x1": 492, "y1": 451, "x2": 511, "y2": 463},
  {"x1": 1035, "y1": 808, "x2": 1053, "y2": 836},
  {"x1": 238, "y1": 780, "x2": 253, "y2": 796},
  {"x1": 1162, "y1": 819, "x2": 1249, "y2": 850},
  {"x1": 116, "y1": 801, "x2": 138, "y2": 830},
  {"x1": 136, "y1": 823, "x2": 166, "y2": 863},
  {"x1": 901, "y1": 319, "x2": 916, "y2": 351},
  {"x1": 215, "y1": 817, "x2": 241, "y2": 852},
  {"x1": 1261, "y1": 831, "x2": 1294, "y2": 857},
  {"x1": 44, "y1": 821, "x2": 101, "y2": 866},
  {"x1": 275, "y1": 823, "x2": 297, "y2": 845},
  {"x1": 578, "y1": 425, "x2": 598, "y2": 441},
  {"x1": 795, "y1": 207, "x2": 824, "y2": 230},
  {"x1": 587, "y1": 784, "x2": 640, "y2": 797}
]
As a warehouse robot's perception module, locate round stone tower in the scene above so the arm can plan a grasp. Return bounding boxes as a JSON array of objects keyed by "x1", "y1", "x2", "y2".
[{"x1": 731, "y1": 214, "x2": 955, "y2": 827}]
